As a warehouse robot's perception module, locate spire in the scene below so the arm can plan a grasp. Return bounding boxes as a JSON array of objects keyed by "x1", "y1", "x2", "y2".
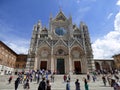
[
  {"x1": 69, "y1": 13, "x2": 72, "y2": 23},
  {"x1": 54, "y1": 10, "x2": 67, "y2": 21},
  {"x1": 59, "y1": 5, "x2": 62, "y2": 12},
  {"x1": 80, "y1": 21, "x2": 86, "y2": 26},
  {"x1": 37, "y1": 20, "x2": 41, "y2": 26},
  {"x1": 33, "y1": 25, "x2": 37, "y2": 31},
  {"x1": 50, "y1": 13, "x2": 52, "y2": 20}
]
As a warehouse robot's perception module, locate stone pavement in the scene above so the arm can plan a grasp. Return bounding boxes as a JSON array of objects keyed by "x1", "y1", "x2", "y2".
[{"x1": 0, "y1": 75, "x2": 114, "y2": 90}]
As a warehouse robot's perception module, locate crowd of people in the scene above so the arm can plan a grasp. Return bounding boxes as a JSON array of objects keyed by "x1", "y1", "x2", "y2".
[{"x1": 7, "y1": 69, "x2": 120, "y2": 90}]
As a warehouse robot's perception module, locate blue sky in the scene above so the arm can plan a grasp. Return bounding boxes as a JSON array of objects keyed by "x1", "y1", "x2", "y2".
[{"x1": 0, "y1": 0, "x2": 120, "y2": 59}]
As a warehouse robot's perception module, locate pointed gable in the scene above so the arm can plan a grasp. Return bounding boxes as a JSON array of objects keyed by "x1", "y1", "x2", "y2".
[
  {"x1": 55, "y1": 11, "x2": 67, "y2": 21},
  {"x1": 54, "y1": 39, "x2": 67, "y2": 47}
]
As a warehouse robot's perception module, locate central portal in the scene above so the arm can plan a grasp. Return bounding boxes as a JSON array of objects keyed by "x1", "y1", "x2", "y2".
[
  {"x1": 74, "y1": 61, "x2": 81, "y2": 74},
  {"x1": 40, "y1": 61, "x2": 47, "y2": 70},
  {"x1": 57, "y1": 58, "x2": 65, "y2": 74}
]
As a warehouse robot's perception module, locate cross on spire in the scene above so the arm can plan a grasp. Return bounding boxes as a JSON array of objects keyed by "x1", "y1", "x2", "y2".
[{"x1": 59, "y1": 5, "x2": 62, "y2": 12}]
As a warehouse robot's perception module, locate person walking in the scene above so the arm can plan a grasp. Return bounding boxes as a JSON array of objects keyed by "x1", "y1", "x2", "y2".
[
  {"x1": 102, "y1": 75, "x2": 107, "y2": 86},
  {"x1": 50, "y1": 74, "x2": 54, "y2": 82},
  {"x1": 92, "y1": 75, "x2": 96, "y2": 82},
  {"x1": 8, "y1": 75, "x2": 13, "y2": 84},
  {"x1": 83, "y1": 78, "x2": 89, "y2": 90},
  {"x1": 64, "y1": 74, "x2": 67, "y2": 82},
  {"x1": 66, "y1": 80, "x2": 70, "y2": 90},
  {"x1": 37, "y1": 74, "x2": 40, "y2": 84},
  {"x1": 38, "y1": 77, "x2": 46, "y2": 90},
  {"x1": 46, "y1": 80, "x2": 51, "y2": 90},
  {"x1": 15, "y1": 77, "x2": 20, "y2": 90},
  {"x1": 87, "y1": 74, "x2": 90, "y2": 81},
  {"x1": 68, "y1": 74, "x2": 71, "y2": 81},
  {"x1": 24, "y1": 79, "x2": 30, "y2": 90},
  {"x1": 75, "y1": 79, "x2": 80, "y2": 90}
]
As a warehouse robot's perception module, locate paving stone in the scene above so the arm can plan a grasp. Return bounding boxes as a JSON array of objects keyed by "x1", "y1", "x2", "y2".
[{"x1": 0, "y1": 75, "x2": 114, "y2": 90}]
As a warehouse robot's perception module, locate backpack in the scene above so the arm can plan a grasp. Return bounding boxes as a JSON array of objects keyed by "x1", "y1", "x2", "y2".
[{"x1": 38, "y1": 81, "x2": 45, "y2": 90}]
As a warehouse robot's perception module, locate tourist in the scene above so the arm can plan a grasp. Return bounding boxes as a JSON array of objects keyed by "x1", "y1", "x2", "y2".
[
  {"x1": 38, "y1": 77, "x2": 46, "y2": 90},
  {"x1": 37, "y1": 74, "x2": 40, "y2": 84},
  {"x1": 46, "y1": 72, "x2": 48, "y2": 80},
  {"x1": 114, "y1": 74, "x2": 119, "y2": 82},
  {"x1": 46, "y1": 80, "x2": 51, "y2": 90},
  {"x1": 30, "y1": 74, "x2": 33, "y2": 82},
  {"x1": 83, "y1": 78, "x2": 89, "y2": 90},
  {"x1": 24, "y1": 79, "x2": 30, "y2": 89},
  {"x1": 23, "y1": 75, "x2": 26, "y2": 84},
  {"x1": 8, "y1": 75, "x2": 13, "y2": 84},
  {"x1": 64, "y1": 74, "x2": 67, "y2": 82},
  {"x1": 68, "y1": 74, "x2": 71, "y2": 81},
  {"x1": 87, "y1": 74, "x2": 90, "y2": 81},
  {"x1": 92, "y1": 75, "x2": 96, "y2": 82},
  {"x1": 15, "y1": 77, "x2": 20, "y2": 90},
  {"x1": 107, "y1": 75, "x2": 111, "y2": 86},
  {"x1": 75, "y1": 79, "x2": 80, "y2": 90},
  {"x1": 102, "y1": 75, "x2": 107, "y2": 86},
  {"x1": 66, "y1": 80, "x2": 70, "y2": 90},
  {"x1": 111, "y1": 78, "x2": 116, "y2": 87},
  {"x1": 113, "y1": 80, "x2": 119, "y2": 90},
  {"x1": 50, "y1": 74, "x2": 54, "y2": 82}
]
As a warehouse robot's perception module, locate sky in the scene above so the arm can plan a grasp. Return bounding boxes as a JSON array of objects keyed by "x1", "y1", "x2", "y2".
[{"x1": 0, "y1": 0, "x2": 120, "y2": 59}]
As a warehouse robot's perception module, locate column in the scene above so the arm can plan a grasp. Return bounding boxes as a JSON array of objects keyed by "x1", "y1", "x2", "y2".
[
  {"x1": 99, "y1": 61, "x2": 102, "y2": 70},
  {"x1": 51, "y1": 47, "x2": 54, "y2": 73},
  {"x1": 69, "y1": 47, "x2": 72, "y2": 74},
  {"x1": 34, "y1": 56, "x2": 38, "y2": 70},
  {"x1": 82, "y1": 56, "x2": 87, "y2": 73}
]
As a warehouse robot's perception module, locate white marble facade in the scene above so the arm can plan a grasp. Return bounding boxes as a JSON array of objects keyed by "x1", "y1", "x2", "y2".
[{"x1": 26, "y1": 11, "x2": 95, "y2": 74}]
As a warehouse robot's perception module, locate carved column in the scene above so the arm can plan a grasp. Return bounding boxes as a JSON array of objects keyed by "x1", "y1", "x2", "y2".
[
  {"x1": 51, "y1": 46, "x2": 54, "y2": 73},
  {"x1": 69, "y1": 47, "x2": 72, "y2": 74},
  {"x1": 34, "y1": 56, "x2": 38, "y2": 70},
  {"x1": 81, "y1": 55, "x2": 87, "y2": 73}
]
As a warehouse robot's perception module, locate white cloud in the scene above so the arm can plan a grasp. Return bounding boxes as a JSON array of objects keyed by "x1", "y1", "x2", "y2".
[
  {"x1": 92, "y1": 10, "x2": 120, "y2": 59},
  {"x1": 78, "y1": 7, "x2": 91, "y2": 13},
  {"x1": 5, "y1": 40, "x2": 29, "y2": 54},
  {"x1": 107, "y1": 13, "x2": 113, "y2": 19},
  {"x1": 3, "y1": 38, "x2": 30, "y2": 54},
  {"x1": 76, "y1": 0, "x2": 80, "y2": 4},
  {"x1": 114, "y1": 12, "x2": 120, "y2": 31},
  {"x1": 116, "y1": 0, "x2": 120, "y2": 6},
  {"x1": 0, "y1": 21, "x2": 30, "y2": 54},
  {"x1": 76, "y1": 0, "x2": 96, "y2": 4}
]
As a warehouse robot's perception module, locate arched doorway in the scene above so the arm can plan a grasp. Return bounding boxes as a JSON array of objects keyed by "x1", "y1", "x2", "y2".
[
  {"x1": 40, "y1": 61, "x2": 47, "y2": 70},
  {"x1": 102, "y1": 61, "x2": 110, "y2": 71},
  {"x1": 57, "y1": 58, "x2": 65, "y2": 74},
  {"x1": 54, "y1": 46, "x2": 68, "y2": 74},
  {"x1": 71, "y1": 46, "x2": 83, "y2": 74},
  {"x1": 95, "y1": 62, "x2": 100, "y2": 71},
  {"x1": 74, "y1": 61, "x2": 81, "y2": 74}
]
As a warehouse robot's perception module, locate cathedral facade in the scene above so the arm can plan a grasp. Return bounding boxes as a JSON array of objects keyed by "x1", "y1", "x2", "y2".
[{"x1": 26, "y1": 11, "x2": 95, "y2": 74}]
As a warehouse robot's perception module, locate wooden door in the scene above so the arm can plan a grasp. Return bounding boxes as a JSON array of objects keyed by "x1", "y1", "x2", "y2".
[
  {"x1": 74, "y1": 61, "x2": 81, "y2": 74},
  {"x1": 57, "y1": 59, "x2": 65, "y2": 74},
  {"x1": 40, "y1": 61, "x2": 47, "y2": 70}
]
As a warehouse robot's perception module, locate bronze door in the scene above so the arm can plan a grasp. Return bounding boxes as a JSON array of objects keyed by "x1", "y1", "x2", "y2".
[
  {"x1": 57, "y1": 59, "x2": 65, "y2": 74},
  {"x1": 40, "y1": 61, "x2": 47, "y2": 70},
  {"x1": 74, "y1": 61, "x2": 81, "y2": 74}
]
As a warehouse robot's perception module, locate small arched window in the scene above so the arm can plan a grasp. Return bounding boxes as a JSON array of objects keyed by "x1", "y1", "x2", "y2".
[{"x1": 58, "y1": 49, "x2": 64, "y2": 55}]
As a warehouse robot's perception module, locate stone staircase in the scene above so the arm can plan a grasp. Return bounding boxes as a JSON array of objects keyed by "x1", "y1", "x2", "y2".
[{"x1": 0, "y1": 75, "x2": 113, "y2": 90}]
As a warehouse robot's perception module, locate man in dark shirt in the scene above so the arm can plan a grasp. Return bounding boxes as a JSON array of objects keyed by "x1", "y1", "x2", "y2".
[{"x1": 38, "y1": 77, "x2": 46, "y2": 90}]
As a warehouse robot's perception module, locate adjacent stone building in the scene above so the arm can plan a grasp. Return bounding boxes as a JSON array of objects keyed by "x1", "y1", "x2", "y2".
[
  {"x1": 26, "y1": 11, "x2": 95, "y2": 74},
  {"x1": 94, "y1": 59, "x2": 115, "y2": 72},
  {"x1": 113, "y1": 54, "x2": 120, "y2": 70},
  {"x1": 0, "y1": 41, "x2": 17, "y2": 75},
  {"x1": 15, "y1": 54, "x2": 27, "y2": 74}
]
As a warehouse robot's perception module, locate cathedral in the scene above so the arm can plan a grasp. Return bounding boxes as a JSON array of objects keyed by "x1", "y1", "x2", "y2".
[{"x1": 26, "y1": 11, "x2": 95, "y2": 74}]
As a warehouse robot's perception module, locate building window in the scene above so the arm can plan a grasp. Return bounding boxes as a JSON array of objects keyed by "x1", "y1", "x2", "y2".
[{"x1": 58, "y1": 49, "x2": 64, "y2": 55}]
